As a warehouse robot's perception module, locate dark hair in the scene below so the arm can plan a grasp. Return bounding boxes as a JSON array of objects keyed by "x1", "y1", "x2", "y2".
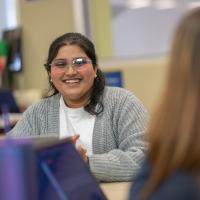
[{"x1": 44, "y1": 32, "x2": 105, "y2": 115}]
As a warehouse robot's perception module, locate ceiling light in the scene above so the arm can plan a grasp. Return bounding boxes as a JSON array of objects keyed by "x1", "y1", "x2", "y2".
[
  {"x1": 188, "y1": 2, "x2": 200, "y2": 9},
  {"x1": 126, "y1": 0, "x2": 151, "y2": 9},
  {"x1": 154, "y1": 0, "x2": 176, "y2": 10}
]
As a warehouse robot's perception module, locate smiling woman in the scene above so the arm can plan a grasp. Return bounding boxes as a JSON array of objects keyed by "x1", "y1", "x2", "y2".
[
  {"x1": 9, "y1": 32, "x2": 149, "y2": 182},
  {"x1": 47, "y1": 44, "x2": 97, "y2": 109},
  {"x1": 44, "y1": 33, "x2": 102, "y2": 113}
]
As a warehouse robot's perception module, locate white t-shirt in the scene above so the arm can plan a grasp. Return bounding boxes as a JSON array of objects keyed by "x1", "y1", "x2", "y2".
[{"x1": 59, "y1": 96, "x2": 95, "y2": 156}]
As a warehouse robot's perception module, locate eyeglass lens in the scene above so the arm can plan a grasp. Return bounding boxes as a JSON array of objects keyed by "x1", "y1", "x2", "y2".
[{"x1": 52, "y1": 57, "x2": 91, "y2": 70}]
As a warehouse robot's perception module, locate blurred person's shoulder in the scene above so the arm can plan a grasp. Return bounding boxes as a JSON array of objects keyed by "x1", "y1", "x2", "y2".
[
  {"x1": 129, "y1": 159, "x2": 200, "y2": 200},
  {"x1": 163, "y1": 169, "x2": 200, "y2": 200}
]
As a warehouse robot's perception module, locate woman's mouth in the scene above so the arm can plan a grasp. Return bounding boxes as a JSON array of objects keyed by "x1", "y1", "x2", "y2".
[{"x1": 63, "y1": 78, "x2": 82, "y2": 85}]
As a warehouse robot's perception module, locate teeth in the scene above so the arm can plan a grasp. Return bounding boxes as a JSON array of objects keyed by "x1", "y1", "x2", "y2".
[{"x1": 65, "y1": 79, "x2": 80, "y2": 84}]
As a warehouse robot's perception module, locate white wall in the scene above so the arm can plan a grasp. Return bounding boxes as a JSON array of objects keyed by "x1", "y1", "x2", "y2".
[
  {"x1": 0, "y1": 0, "x2": 7, "y2": 39},
  {"x1": 110, "y1": 0, "x2": 196, "y2": 58},
  {"x1": 0, "y1": 0, "x2": 18, "y2": 39}
]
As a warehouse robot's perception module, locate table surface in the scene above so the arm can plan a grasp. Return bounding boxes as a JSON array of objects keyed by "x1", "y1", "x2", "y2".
[{"x1": 100, "y1": 182, "x2": 131, "y2": 200}]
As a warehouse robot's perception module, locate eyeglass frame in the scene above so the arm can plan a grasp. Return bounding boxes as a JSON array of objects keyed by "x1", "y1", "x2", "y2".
[{"x1": 44, "y1": 57, "x2": 93, "y2": 71}]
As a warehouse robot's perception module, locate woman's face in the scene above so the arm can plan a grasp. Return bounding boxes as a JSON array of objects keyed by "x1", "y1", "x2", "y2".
[{"x1": 50, "y1": 45, "x2": 97, "y2": 108}]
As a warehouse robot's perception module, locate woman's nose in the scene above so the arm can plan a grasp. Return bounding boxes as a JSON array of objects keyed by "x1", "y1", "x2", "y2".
[{"x1": 65, "y1": 65, "x2": 77, "y2": 74}]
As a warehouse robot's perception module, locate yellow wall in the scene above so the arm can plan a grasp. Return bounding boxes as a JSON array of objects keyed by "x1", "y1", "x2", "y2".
[
  {"x1": 90, "y1": 0, "x2": 113, "y2": 58},
  {"x1": 14, "y1": 0, "x2": 74, "y2": 90},
  {"x1": 101, "y1": 57, "x2": 168, "y2": 112}
]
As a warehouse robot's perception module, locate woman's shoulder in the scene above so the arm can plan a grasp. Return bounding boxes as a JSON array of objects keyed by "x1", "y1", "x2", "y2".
[
  {"x1": 103, "y1": 86, "x2": 147, "y2": 111},
  {"x1": 129, "y1": 160, "x2": 200, "y2": 200},
  {"x1": 104, "y1": 86, "x2": 132, "y2": 96},
  {"x1": 164, "y1": 170, "x2": 200, "y2": 199},
  {"x1": 103, "y1": 86, "x2": 140, "y2": 102},
  {"x1": 25, "y1": 94, "x2": 60, "y2": 112},
  {"x1": 153, "y1": 170, "x2": 200, "y2": 200}
]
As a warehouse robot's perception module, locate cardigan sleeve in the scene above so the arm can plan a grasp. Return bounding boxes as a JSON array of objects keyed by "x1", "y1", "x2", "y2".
[
  {"x1": 9, "y1": 103, "x2": 43, "y2": 136},
  {"x1": 9, "y1": 94, "x2": 60, "y2": 137},
  {"x1": 88, "y1": 88, "x2": 149, "y2": 182}
]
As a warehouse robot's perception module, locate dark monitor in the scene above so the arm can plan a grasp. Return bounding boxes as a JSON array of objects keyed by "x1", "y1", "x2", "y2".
[
  {"x1": 2, "y1": 27, "x2": 22, "y2": 73},
  {"x1": 0, "y1": 89, "x2": 20, "y2": 113},
  {"x1": 36, "y1": 139, "x2": 107, "y2": 200},
  {"x1": 104, "y1": 71, "x2": 123, "y2": 88}
]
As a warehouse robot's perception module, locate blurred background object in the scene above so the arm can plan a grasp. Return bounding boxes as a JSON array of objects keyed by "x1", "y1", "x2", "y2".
[
  {"x1": 0, "y1": 40, "x2": 9, "y2": 89},
  {"x1": 0, "y1": 138, "x2": 38, "y2": 200}
]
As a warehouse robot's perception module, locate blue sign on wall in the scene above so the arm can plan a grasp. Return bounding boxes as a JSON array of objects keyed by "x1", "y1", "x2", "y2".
[{"x1": 104, "y1": 71, "x2": 123, "y2": 88}]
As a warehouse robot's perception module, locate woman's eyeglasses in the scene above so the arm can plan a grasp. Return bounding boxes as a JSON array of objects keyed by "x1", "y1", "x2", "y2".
[{"x1": 45, "y1": 57, "x2": 92, "y2": 71}]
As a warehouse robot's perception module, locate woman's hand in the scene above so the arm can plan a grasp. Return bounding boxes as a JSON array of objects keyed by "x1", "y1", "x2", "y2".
[
  {"x1": 70, "y1": 134, "x2": 80, "y2": 144},
  {"x1": 76, "y1": 145, "x2": 88, "y2": 163},
  {"x1": 70, "y1": 134, "x2": 88, "y2": 164}
]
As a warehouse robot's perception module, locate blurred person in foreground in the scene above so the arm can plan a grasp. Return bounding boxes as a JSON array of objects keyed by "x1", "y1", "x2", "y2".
[
  {"x1": 129, "y1": 8, "x2": 200, "y2": 200},
  {"x1": 9, "y1": 32, "x2": 148, "y2": 182}
]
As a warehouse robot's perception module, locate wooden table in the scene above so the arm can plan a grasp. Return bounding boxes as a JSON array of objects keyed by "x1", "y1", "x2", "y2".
[{"x1": 100, "y1": 182, "x2": 131, "y2": 200}]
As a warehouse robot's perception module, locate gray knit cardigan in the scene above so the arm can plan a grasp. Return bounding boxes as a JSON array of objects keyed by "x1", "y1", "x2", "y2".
[{"x1": 10, "y1": 87, "x2": 148, "y2": 182}]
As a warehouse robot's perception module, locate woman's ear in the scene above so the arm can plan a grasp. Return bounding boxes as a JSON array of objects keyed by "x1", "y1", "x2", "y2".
[{"x1": 48, "y1": 72, "x2": 52, "y2": 82}]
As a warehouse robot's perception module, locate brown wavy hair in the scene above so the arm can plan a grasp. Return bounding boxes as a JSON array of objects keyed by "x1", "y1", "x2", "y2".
[{"x1": 141, "y1": 8, "x2": 200, "y2": 199}]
